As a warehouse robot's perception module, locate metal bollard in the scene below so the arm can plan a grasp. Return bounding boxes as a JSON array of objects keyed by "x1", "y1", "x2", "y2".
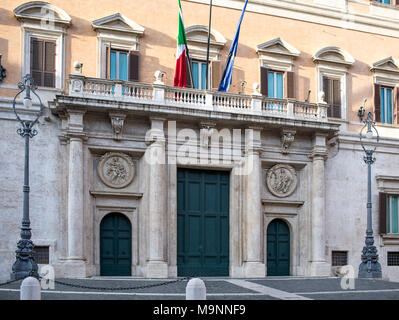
[
  {"x1": 20, "y1": 277, "x2": 41, "y2": 300},
  {"x1": 186, "y1": 278, "x2": 206, "y2": 300}
]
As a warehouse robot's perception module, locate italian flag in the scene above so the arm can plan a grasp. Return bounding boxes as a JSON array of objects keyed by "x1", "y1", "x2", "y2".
[{"x1": 174, "y1": 0, "x2": 188, "y2": 87}]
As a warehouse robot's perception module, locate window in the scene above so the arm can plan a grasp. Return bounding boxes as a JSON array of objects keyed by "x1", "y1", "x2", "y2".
[
  {"x1": 323, "y1": 76, "x2": 341, "y2": 118},
  {"x1": 190, "y1": 60, "x2": 209, "y2": 90},
  {"x1": 257, "y1": 38, "x2": 299, "y2": 99},
  {"x1": 377, "y1": 0, "x2": 392, "y2": 4},
  {"x1": 30, "y1": 38, "x2": 56, "y2": 88},
  {"x1": 92, "y1": 13, "x2": 144, "y2": 81},
  {"x1": 387, "y1": 195, "x2": 399, "y2": 234},
  {"x1": 33, "y1": 246, "x2": 49, "y2": 264},
  {"x1": 380, "y1": 87, "x2": 394, "y2": 124},
  {"x1": 332, "y1": 251, "x2": 348, "y2": 266},
  {"x1": 185, "y1": 25, "x2": 226, "y2": 90},
  {"x1": 14, "y1": 2, "x2": 70, "y2": 90},
  {"x1": 109, "y1": 49, "x2": 128, "y2": 81},
  {"x1": 268, "y1": 71, "x2": 284, "y2": 98},
  {"x1": 388, "y1": 252, "x2": 399, "y2": 266}
]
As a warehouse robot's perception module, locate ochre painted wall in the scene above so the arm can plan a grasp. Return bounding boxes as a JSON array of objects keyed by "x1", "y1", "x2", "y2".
[{"x1": 0, "y1": 0, "x2": 398, "y2": 123}]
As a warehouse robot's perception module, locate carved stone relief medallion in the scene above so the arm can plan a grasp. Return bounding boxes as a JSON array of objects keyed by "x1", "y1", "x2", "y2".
[
  {"x1": 266, "y1": 164, "x2": 298, "y2": 197},
  {"x1": 97, "y1": 152, "x2": 135, "y2": 188}
]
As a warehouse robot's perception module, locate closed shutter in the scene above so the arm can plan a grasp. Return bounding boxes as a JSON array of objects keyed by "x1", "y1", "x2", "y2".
[
  {"x1": 31, "y1": 38, "x2": 43, "y2": 86},
  {"x1": 323, "y1": 76, "x2": 331, "y2": 117},
  {"x1": 396, "y1": 87, "x2": 399, "y2": 124},
  {"x1": 332, "y1": 79, "x2": 341, "y2": 118},
  {"x1": 260, "y1": 66, "x2": 268, "y2": 96},
  {"x1": 43, "y1": 41, "x2": 55, "y2": 87},
  {"x1": 285, "y1": 71, "x2": 295, "y2": 99},
  {"x1": 380, "y1": 193, "x2": 387, "y2": 234},
  {"x1": 30, "y1": 38, "x2": 55, "y2": 88},
  {"x1": 105, "y1": 45, "x2": 111, "y2": 78},
  {"x1": 211, "y1": 60, "x2": 221, "y2": 90},
  {"x1": 374, "y1": 84, "x2": 381, "y2": 122},
  {"x1": 186, "y1": 56, "x2": 192, "y2": 88},
  {"x1": 128, "y1": 52, "x2": 139, "y2": 82}
]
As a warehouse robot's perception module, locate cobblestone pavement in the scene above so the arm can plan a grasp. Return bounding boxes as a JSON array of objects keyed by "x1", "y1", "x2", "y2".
[{"x1": 1, "y1": 276, "x2": 399, "y2": 300}]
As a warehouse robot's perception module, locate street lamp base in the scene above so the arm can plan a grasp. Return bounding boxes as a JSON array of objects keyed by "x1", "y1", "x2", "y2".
[
  {"x1": 358, "y1": 262, "x2": 382, "y2": 279},
  {"x1": 10, "y1": 239, "x2": 39, "y2": 280}
]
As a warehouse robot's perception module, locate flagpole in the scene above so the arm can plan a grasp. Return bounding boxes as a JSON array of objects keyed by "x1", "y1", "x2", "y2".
[{"x1": 205, "y1": 0, "x2": 212, "y2": 90}]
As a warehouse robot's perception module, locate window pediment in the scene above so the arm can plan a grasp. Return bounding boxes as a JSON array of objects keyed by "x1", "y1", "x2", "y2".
[
  {"x1": 256, "y1": 38, "x2": 300, "y2": 58},
  {"x1": 185, "y1": 25, "x2": 226, "y2": 61},
  {"x1": 92, "y1": 13, "x2": 144, "y2": 36},
  {"x1": 371, "y1": 57, "x2": 399, "y2": 75},
  {"x1": 313, "y1": 46, "x2": 354, "y2": 67},
  {"x1": 14, "y1": 1, "x2": 71, "y2": 27}
]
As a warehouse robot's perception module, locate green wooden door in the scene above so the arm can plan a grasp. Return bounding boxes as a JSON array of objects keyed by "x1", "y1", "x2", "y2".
[
  {"x1": 177, "y1": 169, "x2": 229, "y2": 276},
  {"x1": 100, "y1": 213, "x2": 132, "y2": 276},
  {"x1": 267, "y1": 219, "x2": 290, "y2": 276}
]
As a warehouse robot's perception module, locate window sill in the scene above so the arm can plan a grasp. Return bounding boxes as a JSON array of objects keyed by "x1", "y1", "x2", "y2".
[
  {"x1": 375, "y1": 122, "x2": 399, "y2": 129},
  {"x1": 370, "y1": 2, "x2": 398, "y2": 10},
  {"x1": 381, "y1": 233, "x2": 399, "y2": 246}
]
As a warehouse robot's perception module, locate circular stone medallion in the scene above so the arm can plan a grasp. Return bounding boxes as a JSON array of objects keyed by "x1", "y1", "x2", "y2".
[
  {"x1": 266, "y1": 164, "x2": 298, "y2": 198},
  {"x1": 98, "y1": 152, "x2": 135, "y2": 189}
]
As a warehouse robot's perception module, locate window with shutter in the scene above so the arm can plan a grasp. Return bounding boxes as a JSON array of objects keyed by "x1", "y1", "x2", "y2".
[{"x1": 30, "y1": 38, "x2": 56, "y2": 88}]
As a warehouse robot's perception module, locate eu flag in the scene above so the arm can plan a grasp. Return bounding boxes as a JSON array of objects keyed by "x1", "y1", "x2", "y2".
[{"x1": 218, "y1": 0, "x2": 248, "y2": 92}]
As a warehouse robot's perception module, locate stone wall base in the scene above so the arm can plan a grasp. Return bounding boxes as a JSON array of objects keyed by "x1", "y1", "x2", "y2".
[
  {"x1": 146, "y1": 261, "x2": 168, "y2": 278},
  {"x1": 243, "y1": 262, "x2": 266, "y2": 278},
  {"x1": 310, "y1": 261, "x2": 331, "y2": 276},
  {"x1": 55, "y1": 260, "x2": 87, "y2": 278}
]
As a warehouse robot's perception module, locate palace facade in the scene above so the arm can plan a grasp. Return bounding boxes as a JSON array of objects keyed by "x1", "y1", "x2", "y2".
[{"x1": 1, "y1": 0, "x2": 399, "y2": 280}]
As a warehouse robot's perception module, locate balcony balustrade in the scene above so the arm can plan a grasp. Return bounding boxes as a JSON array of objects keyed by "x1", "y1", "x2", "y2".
[{"x1": 67, "y1": 74, "x2": 328, "y2": 122}]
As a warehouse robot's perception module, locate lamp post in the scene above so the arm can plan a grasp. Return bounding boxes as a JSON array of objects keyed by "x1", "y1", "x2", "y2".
[
  {"x1": 358, "y1": 111, "x2": 382, "y2": 279},
  {"x1": 10, "y1": 74, "x2": 42, "y2": 280}
]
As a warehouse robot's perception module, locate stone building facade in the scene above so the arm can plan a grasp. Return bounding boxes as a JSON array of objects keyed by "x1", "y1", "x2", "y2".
[{"x1": 1, "y1": 0, "x2": 399, "y2": 281}]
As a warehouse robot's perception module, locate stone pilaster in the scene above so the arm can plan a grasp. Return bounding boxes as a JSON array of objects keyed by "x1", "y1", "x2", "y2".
[
  {"x1": 64, "y1": 109, "x2": 87, "y2": 277},
  {"x1": 243, "y1": 127, "x2": 266, "y2": 277},
  {"x1": 145, "y1": 118, "x2": 168, "y2": 278},
  {"x1": 309, "y1": 133, "x2": 330, "y2": 276}
]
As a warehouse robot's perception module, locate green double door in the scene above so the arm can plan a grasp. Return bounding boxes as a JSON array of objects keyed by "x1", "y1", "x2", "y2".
[
  {"x1": 177, "y1": 169, "x2": 230, "y2": 276},
  {"x1": 267, "y1": 219, "x2": 290, "y2": 276},
  {"x1": 100, "y1": 213, "x2": 132, "y2": 276}
]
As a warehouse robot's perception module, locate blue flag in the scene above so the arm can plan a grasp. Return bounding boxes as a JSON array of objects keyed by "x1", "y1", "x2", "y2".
[{"x1": 218, "y1": 0, "x2": 248, "y2": 92}]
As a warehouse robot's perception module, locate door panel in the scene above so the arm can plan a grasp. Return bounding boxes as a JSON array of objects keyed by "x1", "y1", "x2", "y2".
[
  {"x1": 177, "y1": 169, "x2": 229, "y2": 276},
  {"x1": 100, "y1": 213, "x2": 132, "y2": 276},
  {"x1": 267, "y1": 219, "x2": 290, "y2": 276}
]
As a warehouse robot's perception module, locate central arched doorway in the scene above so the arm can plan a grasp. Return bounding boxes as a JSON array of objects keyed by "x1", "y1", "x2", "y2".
[
  {"x1": 100, "y1": 212, "x2": 132, "y2": 276},
  {"x1": 267, "y1": 219, "x2": 290, "y2": 276}
]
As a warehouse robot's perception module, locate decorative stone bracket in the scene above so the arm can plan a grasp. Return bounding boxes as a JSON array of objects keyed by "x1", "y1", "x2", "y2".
[
  {"x1": 109, "y1": 112, "x2": 126, "y2": 141},
  {"x1": 199, "y1": 122, "x2": 216, "y2": 148},
  {"x1": 281, "y1": 129, "x2": 296, "y2": 154}
]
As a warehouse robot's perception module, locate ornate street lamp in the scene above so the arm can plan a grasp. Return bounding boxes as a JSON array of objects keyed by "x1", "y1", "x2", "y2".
[
  {"x1": 358, "y1": 111, "x2": 382, "y2": 279},
  {"x1": 10, "y1": 74, "x2": 42, "y2": 280}
]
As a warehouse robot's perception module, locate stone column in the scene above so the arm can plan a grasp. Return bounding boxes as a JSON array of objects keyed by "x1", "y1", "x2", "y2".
[
  {"x1": 310, "y1": 133, "x2": 330, "y2": 276},
  {"x1": 145, "y1": 118, "x2": 168, "y2": 278},
  {"x1": 64, "y1": 109, "x2": 86, "y2": 277},
  {"x1": 243, "y1": 127, "x2": 266, "y2": 277}
]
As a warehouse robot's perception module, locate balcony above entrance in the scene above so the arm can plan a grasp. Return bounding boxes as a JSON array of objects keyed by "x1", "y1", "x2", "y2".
[{"x1": 51, "y1": 74, "x2": 340, "y2": 133}]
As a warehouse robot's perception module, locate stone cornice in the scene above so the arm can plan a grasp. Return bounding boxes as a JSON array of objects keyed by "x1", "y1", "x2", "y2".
[
  {"x1": 183, "y1": 0, "x2": 399, "y2": 38},
  {"x1": 51, "y1": 95, "x2": 340, "y2": 134}
]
